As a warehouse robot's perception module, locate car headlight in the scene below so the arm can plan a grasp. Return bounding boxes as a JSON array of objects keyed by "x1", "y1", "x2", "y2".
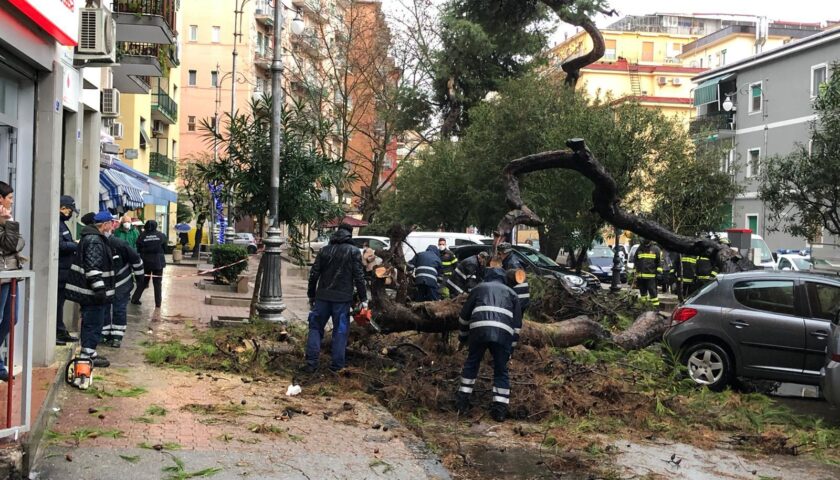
[{"x1": 559, "y1": 274, "x2": 586, "y2": 294}]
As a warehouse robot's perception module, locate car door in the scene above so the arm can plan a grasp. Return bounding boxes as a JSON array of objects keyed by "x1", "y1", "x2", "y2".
[
  {"x1": 803, "y1": 280, "x2": 840, "y2": 375},
  {"x1": 724, "y1": 278, "x2": 806, "y2": 377}
]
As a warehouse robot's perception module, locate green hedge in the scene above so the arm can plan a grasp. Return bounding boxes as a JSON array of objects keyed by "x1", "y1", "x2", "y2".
[{"x1": 211, "y1": 244, "x2": 249, "y2": 285}]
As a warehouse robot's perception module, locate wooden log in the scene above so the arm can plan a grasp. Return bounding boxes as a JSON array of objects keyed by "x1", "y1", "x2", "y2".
[
  {"x1": 520, "y1": 316, "x2": 609, "y2": 349},
  {"x1": 612, "y1": 311, "x2": 671, "y2": 350}
]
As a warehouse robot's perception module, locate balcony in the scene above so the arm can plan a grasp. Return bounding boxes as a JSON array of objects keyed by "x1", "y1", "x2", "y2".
[
  {"x1": 292, "y1": 29, "x2": 322, "y2": 58},
  {"x1": 151, "y1": 90, "x2": 178, "y2": 124},
  {"x1": 149, "y1": 152, "x2": 177, "y2": 182},
  {"x1": 113, "y1": 0, "x2": 178, "y2": 45},
  {"x1": 254, "y1": 47, "x2": 273, "y2": 70},
  {"x1": 293, "y1": 0, "x2": 329, "y2": 23},
  {"x1": 689, "y1": 112, "x2": 735, "y2": 137},
  {"x1": 254, "y1": 0, "x2": 274, "y2": 25}
]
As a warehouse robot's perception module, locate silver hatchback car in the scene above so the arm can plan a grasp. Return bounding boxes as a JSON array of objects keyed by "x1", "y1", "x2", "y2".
[{"x1": 664, "y1": 271, "x2": 840, "y2": 391}]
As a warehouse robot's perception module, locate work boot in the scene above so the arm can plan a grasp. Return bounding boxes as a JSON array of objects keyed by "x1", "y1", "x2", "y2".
[
  {"x1": 299, "y1": 364, "x2": 317, "y2": 374},
  {"x1": 0, "y1": 369, "x2": 8, "y2": 382},
  {"x1": 489, "y1": 402, "x2": 508, "y2": 422},
  {"x1": 92, "y1": 356, "x2": 111, "y2": 368},
  {"x1": 111, "y1": 339, "x2": 122, "y2": 349},
  {"x1": 455, "y1": 392, "x2": 471, "y2": 416},
  {"x1": 56, "y1": 331, "x2": 78, "y2": 345}
]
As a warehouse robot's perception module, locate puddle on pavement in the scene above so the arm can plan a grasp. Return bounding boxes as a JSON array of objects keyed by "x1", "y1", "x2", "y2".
[{"x1": 463, "y1": 445, "x2": 595, "y2": 480}]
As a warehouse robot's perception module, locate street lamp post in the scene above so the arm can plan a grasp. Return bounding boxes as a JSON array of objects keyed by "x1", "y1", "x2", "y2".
[
  {"x1": 225, "y1": 0, "x2": 249, "y2": 244},
  {"x1": 257, "y1": 1, "x2": 304, "y2": 322},
  {"x1": 610, "y1": 226, "x2": 622, "y2": 293}
]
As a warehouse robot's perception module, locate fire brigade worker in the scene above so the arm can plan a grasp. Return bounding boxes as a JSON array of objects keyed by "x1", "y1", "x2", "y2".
[
  {"x1": 497, "y1": 242, "x2": 529, "y2": 311},
  {"x1": 677, "y1": 254, "x2": 698, "y2": 300},
  {"x1": 438, "y1": 238, "x2": 458, "y2": 298},
  {"x1": 633, "y1": 238, "x2": 662, "y2": 309},
  {"x1": 305, "y1": 223, "x2": 367, "y2": 373},
  {"x1": 695, "y1": 255, "x2": 718, "y2": 287},
  {"x1": 447, "y1": 251, "x2": 489, "y2": 296},
  {"x1": 65, "y1": 211, "x2": 116, "y2": 369},
  {"x1": 409, "y1": 245, "x2": 443, "y2": 301},
  {"x1": 456, "y1": 268, "x2": 522, "y2": 422}
]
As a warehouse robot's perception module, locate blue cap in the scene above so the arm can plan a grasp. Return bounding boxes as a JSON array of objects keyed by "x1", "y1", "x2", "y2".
[{"x1": 93, "y1": 211, "x2": 116, "y2": 224}]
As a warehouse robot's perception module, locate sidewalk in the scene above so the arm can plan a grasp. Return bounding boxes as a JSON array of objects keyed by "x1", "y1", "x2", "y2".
[{"x1": 30, "y1": 257, "x2": 450, "y2": 479}]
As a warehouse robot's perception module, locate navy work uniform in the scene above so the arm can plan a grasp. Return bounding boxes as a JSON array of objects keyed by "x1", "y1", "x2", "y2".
[
  {"x1": 677, "y1": 254, "x2": 698, "y2": 299},
  {"x1": 695, "y1": 256, "x2": 717, "y2": 287},
  {"x1": 446, "y1": 252, "x2": 487, "y2": 296},
  {"x1": 456, "y1": 268, "x2": 522, "y2": 422},
  {"x1": 409, "y1": 245, "x2": 443, "y2": 302},
  {"x1": 633, "y1": 241, "x2": 662, "y2": 308}
]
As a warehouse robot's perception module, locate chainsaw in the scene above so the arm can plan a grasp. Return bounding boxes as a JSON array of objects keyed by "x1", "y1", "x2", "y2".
[{"x1": 65, "y1": 357, "x2": 94, "y2": 390}]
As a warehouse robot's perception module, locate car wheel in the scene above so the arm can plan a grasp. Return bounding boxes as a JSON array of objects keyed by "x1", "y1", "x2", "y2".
[
  {"x1": 248, "y1": 245, "x2": 257, "y2": 254},
  {"x1": 681, "y1": 342, "x2": 733, "y2": 392}
]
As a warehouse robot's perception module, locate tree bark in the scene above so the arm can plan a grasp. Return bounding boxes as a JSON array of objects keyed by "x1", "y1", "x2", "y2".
[{"x1": 496, "y1": 139, "x2": 751, "y2": 273}]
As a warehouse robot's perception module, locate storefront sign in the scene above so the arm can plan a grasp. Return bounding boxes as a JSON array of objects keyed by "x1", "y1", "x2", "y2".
[
  {"x1": 62, "y1": 67, "x2": 80, "y2": 112},
  {"x1": 8, "y1": 0, "x2": 79, "y2": 46}
]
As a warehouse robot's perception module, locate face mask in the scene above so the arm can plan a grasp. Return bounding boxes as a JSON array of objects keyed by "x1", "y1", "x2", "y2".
[
  {"x1": 438, "y1": 245, "x2": 446, "y2": 251},
  {"x1": 60, "y1": 212, "x2": 72, "y2": 221},
  {"x1": 104, "y1": 231, "x2": 112, "y2": 238},
  {"x1": 123, "y1": 223, "x2": 132, "y2": 229}
]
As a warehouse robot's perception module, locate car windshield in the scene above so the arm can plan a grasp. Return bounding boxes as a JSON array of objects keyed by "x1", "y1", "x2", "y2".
[
  {"x1": 481, "y1": 239, "x2": 494, "y2": 245},
  {"x1": 792, "y1": 257, "x2": 812, "y2": 270},
  {"x1": 588, "y1": 246, "x2": 613, "y2": 258},
  {"x1": 752, "y1": 238, "x2": 773, "y2": 263},
  {"x1": 516, "y1": 248, "x2": 560, "y2": 268}
]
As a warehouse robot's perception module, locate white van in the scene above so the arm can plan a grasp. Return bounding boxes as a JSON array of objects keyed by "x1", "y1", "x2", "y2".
[
  {"x1": 716, "y1": 232, "x2": 777, "y2": 270},
  {"x1": 402, "y1": 232, "x2": 493, "y2": 261}
]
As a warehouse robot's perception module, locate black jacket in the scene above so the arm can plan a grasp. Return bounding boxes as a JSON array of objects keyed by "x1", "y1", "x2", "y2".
[
  {"x1": 65, "y1": 226, "x2": 115, "y2": 306},
  {"x1": 446, "y1": 254, "x2": 485, "y2": 296},
  {"x1": 137, "y1": 220, "x2": 167, "y2": 270},
  {"x1": 308, "y1": 229, "x2": 366, "y2": 303},
  {"x1": 458, "y1": 269, "x2": 522, "y2": 347},
  {"x1": 502, "y1": 253, "x2": 530, "y2": 311},
  {"x1": 58, "y1": 217, "x2": 77, "y2": 286},
  {"x1": 409, "y1": 245, "x2": 442, "y2": 288},
  {"x1": 634, "y1": 244, "x2": 662, "y2": 279},
  {"x1": 109, "y1": 236, "x2": 144, "y2": 295}
]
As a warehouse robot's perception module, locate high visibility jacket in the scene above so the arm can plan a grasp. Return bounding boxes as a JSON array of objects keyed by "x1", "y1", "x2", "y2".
[
  {"x1": 458, "y1": 269, "x2": 522, "y2": 347},
  {"x1": 696, "y1": 256, "x2": 717, "y2": 280},
  {"x1": 633, "y1": 245, "x2": 662, "y2": 279},
  {"x1": 679, "y1": 255, "x2": 697, "y2": 283},
  {"x1": 409, "y1": 245, "x2": 442, "y2": 288},
  {"x1": 440, "y1": 249, "x2": 458, "y2": 277}
]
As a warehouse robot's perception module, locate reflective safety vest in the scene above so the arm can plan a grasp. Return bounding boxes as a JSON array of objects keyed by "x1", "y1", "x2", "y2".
[
  {"x1": 679, "y1": 255, "x2": 697, "y2": 283},
  {"x1": 696, "y1": 256, "x2": 717, "y2": 280},
  {"x1": 633, "y1": 245, "x2": 662, "y2": 279},
  {"x1": 440, "y1": 249, "x2": 458, "y2": 277}
]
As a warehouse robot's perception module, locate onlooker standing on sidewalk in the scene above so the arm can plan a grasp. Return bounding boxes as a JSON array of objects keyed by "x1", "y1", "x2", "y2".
[
  {"x1": 65, "y1": 211, "x2": 116, "y2": 368},
  {"x1": 56, "y1": 195, "x2": 79, "y2": 346},
  {"x1": 80, "y1": 214, "x2": 143, "y2": 348},
  {"x1": 305, "y1": 224, "x2": 366, "y2": 373},
  {"x1": 131, "y1": 220, "x2": 167, "y2": 308},
  {"x1": 113, "y1": 214, "x2": 139, "y2": 251},
  {"x1": 0, "y1": 182, "x2": 25, "y2": 381}
]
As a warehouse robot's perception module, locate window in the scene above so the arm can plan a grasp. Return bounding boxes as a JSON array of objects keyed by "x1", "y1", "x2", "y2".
[
  {"x1": 604, "y1": 39, "x2": 617, "y2": 60},
  {"x1": 746, "y1": 214, "x2": 758, "y2": 234},
  {"x1": 811, "y1": 63, "x2": 827, "y2": 98},
  {"x1": 778, "y1": 258, "x2": 791, "y2": 270},
  {"x1": 189, "y1": 25, "x2": 198, "y2": 41},
  {"x1": 641, "y1": 41, "x2": 654, "y2": 62},
  {"x1": 454, "y1": 239, "x2": 474, "y2": 246},
  {"x1": 257, "y1": 32, "x2": 264, "y2": 55},
  {"x1": 746, "y1": 149, "x2": 760, "y2": 177},
  {"x1": 188, "y1": 70, "x2": 197, "y2": 86},
  {"x1": 806, "y1": 282, "x2": 840, "y2": 321},
  {"x1": 171, "y1": 139, "x2": 177, "y2": 159},
  {"x1": 749, "y1": 82, "x2": 762, "y2": 114},
  {"x1": 212, "y1": 26, "x2": 221, "y2": 43},
  {"x1": 211, "y1": 71, "x2": 218, "y2": 87},
  {"x1": 733, "y1": 280, "x2": 796, "y2": 315},
  {"x1": 187, "y1": 116, "x2": 196, "y2": 132}
]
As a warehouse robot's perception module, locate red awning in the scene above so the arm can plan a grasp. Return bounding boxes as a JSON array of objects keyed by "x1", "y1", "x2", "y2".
[{"x1": 322, "y1": 216, "x2": 368, "y2": 228}]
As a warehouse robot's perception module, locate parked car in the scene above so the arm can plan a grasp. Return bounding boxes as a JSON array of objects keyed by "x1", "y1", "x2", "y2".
[
  {"x1": 307, "y1": 233, "x2": 331, "y2": 254},
  {"x1": 403, "y1": 232, "x2": 492, "y2": 261},
  {"x1": 453, "y1": 244, "x2": 600, "y2": 294},
  {"x1": 716, "y1": 231, "x2": 776, "y2": 270},
  {"x1": 587, "y1": 245, "x2": 627, "y2": 283},
  {"x1": 665, "y1": 271, "x2": 840, "y2": 391},
  {"x1": 232, "y1": 233, "x2": 258, "y2": 254},
  {"x1": 351, "y1": 236, "x2": 390, "y2": 251},
  {"x1": 776, "y1": 254, "x2": 812, "y2": 272}
]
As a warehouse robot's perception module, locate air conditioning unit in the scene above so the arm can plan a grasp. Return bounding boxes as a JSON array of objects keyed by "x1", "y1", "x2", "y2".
[
  {"x1": 76, "y1": 8, "x2": 117, "y2": 63},
  {"x1": 671, "y1": 77, "x2": 683, "y2": 85},
  {"x1": 101, "y1": 88, "x2": 120, "y2": 116},
  {"x1": 657, "y1": 76, "x2": 667, "y2": 86},
  {"x1": 110, "y1": 122, "x2": 124, "y2": 139}
]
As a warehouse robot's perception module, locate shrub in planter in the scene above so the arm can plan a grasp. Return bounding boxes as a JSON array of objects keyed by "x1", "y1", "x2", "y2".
[{"x1": 211, "y1": 244, "x2": 249, "y2": 285}]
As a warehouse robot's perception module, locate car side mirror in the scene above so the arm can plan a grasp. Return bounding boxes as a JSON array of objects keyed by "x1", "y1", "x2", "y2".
[{"x1": 772, "y1": 252, "x2": 779, "y2": 262}]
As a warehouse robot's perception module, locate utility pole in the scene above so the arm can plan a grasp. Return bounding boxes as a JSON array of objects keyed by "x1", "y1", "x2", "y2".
[{"x1": 226, "y1": 0, "x2": 249, "y2": 244}]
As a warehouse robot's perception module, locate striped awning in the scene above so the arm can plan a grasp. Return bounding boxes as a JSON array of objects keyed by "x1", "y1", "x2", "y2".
[
  {"x1": 694, "y1": 74, "x2": 734, "y2": 106},
  {"x1": 100, "y1": 168, "x2": 147, "y2": 210}
]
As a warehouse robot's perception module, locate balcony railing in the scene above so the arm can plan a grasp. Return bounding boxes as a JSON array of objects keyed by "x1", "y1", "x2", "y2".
[
  {"x1": 150, "y1": 152, "x2": 177, "y2": 182},
  {"x1": 689, "y1": 113, "x2": 735, "y2": 135},
  {"x1": 152, "y1": 90, "x2": 178, "y2": 123},
  {"x1": 254, "y1": 0, "x2": 274, "y2": 24},
  {"x1": 254, "y1": 48, "x2": 273, "y2": 68},
  {"x1": 113, "y1": 0, "x2": 177, "y2": 35}
]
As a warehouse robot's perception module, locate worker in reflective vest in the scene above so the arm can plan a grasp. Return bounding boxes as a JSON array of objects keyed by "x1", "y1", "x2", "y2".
[
  {"x1": 677, "y1": 255, "x2": 698, "y2": 300},
  {"x1": 438, "y1": 238, "x2": 458, "y2": 298},
  {"x1": 633, "y1": 239, "x2": 662, "y2": 309},
  {"x1": 695, "y1": 256, "x2": 717, "y2": 286}
]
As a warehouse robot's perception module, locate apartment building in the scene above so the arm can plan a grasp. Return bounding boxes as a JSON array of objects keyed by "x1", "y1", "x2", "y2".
[{"x1": 691, "y1": 26, "x2": 840, "y2": 250}]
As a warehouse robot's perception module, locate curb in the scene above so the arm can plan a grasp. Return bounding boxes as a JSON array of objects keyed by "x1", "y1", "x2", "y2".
[{"x1": 22, "y1": 344, "x2": 75, "y2": 476}]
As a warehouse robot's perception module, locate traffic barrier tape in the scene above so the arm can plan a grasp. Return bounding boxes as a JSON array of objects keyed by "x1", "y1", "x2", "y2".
[{"x1": 139, "y1": 256, "x2": 252, "y2": 279}]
